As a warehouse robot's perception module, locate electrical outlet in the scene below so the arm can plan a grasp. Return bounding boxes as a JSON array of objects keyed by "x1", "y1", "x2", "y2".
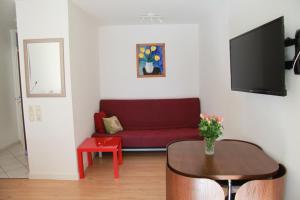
[
  {"x1": 35, "y1": 105, "x2": 42, "y2": 121},
  {"x1": 29, "y1": 106, "x2": 35, "y2": 122}
]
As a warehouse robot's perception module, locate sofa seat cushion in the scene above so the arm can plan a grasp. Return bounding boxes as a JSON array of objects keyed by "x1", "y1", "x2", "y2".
[{"x1": 93, "y1": 128, "x2": 203, "y2": 148}]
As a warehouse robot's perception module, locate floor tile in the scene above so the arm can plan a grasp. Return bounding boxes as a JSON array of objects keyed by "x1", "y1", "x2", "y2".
[
  {"x1": 0, "y1": 172, "x2": 8, "y2": 178},
  {"x1": 16, "y1": 154, "x2": 27, "y2": 162},
  {"x1": 16, "y1": 156, "x2": 28, "y2": 167},
  {"x1": 8, "y1": 144, "x2": 26, "y2": 157},
  {"x1": 0, "y1": 154, "x2": 15, "y2": 162},
  {"x1": 1, "y1": 162, "x2": 26, "y2": 172},
  {"x1": 6, "y1": 168, "x2": 28, "y2": 178},
  {"x1": 0, "y1": 157, "x2": 20, "y2": 166},
  {"x1": 0, "y1": 150, "x2": 13, "y2": 159},
  {"x1": 0, "y1": 142, "x2": 29, "y2": 179},
  {"x1": 7, "y1": 143, "x2": 23, "y2": 150},
  {"x1": 21, "y1": 160, "x2": 28, "y2": 168}
]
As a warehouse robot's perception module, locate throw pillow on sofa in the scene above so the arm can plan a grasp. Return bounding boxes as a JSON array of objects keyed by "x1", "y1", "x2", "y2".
[
  {"x1": 94, "y1": 112, "x2": 107, "y2": 133},
  {"x1": 103, "y1": 116, "x2": 123, "y2": 134}
]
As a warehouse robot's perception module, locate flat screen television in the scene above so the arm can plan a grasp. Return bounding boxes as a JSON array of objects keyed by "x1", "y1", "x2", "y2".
[{"x1": 230, "y1": 17, "x2": 287, "y2": 96}]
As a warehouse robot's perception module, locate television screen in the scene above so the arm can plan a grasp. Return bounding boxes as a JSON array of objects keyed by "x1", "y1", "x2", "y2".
[{"x1": 230, "y1": 17, "x2": 286, "y2": 96}]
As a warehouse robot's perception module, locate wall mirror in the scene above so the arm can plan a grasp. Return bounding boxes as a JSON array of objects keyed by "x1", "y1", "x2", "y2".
[{"x1": 24, "y1": 38, "x2": 66, "y2": 97}]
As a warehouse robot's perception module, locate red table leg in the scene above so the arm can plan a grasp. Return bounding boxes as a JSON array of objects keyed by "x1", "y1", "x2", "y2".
[
  {"x1": 113, "y1": 149, "x2": 119, "y2": 178},
  {"x1": 87, "y1": 152, "x2": 93, "y2": 166},
  {"x1": 118, "y1": 142, "x2": 123, "y2": 164},
  {"x1": 77, "y1": 150, "x2": 84, "y2": 179}
]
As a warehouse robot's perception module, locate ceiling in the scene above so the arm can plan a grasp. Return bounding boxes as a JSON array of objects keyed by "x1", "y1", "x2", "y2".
[{"x1": 71, "y1": 0, "x2": 222, "y2": 25}]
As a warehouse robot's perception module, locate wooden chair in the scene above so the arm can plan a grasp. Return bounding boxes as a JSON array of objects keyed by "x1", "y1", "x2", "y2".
[
  {"x1": 219, "y1": 139, "x2": 264, "y2": 196},
  {"x1": 166, "y1": 166, "x2": 225, "y2": 200},
  {"x1": 221, "y1": 139, "x2": 263, "y2": 150},
  {"x1": 234, "y1": 164, "x2": 286, "y2": 200}
]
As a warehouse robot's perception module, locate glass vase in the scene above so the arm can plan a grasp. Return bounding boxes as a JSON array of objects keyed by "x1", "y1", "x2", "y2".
[{"x1": 204, "y1": 138, "x2": 216, "y2": 155}]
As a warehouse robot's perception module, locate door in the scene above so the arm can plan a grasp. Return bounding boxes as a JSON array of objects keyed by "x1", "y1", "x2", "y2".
[{"x1": 10, "y1": 30, "x2": 27, "y2": 150}]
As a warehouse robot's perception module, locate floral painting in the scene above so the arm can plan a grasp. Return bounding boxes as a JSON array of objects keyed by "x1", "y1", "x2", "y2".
[{"x1": 136, "y1": 43, "x2": 166, "y2": 77}]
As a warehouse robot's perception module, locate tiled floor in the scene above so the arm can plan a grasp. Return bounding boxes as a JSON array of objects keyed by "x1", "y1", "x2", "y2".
[{"x1": 0, "y1": 143, "x2": 28, "y2": 178}]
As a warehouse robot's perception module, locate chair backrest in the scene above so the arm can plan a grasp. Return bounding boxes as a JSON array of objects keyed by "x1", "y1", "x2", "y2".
[
  {"x1": 235, "y1": 164, "x2": 286, "y2": 200},
  {"x1": 221, "y1": 139, "x2": 263, "y2": 150},
  {"x1": 166, "y1": 167, "x2": 225, "y2": 200}
]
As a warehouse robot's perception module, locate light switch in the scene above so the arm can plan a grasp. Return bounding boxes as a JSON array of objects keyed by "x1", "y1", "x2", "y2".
[
  {"x1": 29, "y1": 106, "x2": 35, "y2": 122},
  {"x1": 35, "y1": 105, "x2": 42, "y2": 121}
]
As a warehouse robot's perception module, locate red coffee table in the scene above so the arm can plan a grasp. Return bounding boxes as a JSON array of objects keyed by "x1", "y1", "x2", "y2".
[{"x1": 77, "y1": 137, "x2": 122, "y2": 179}]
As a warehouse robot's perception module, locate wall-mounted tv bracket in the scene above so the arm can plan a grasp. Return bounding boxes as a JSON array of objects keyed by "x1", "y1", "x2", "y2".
[{"x1": 285, "y1": 30, "x2": 300, "y2": 74}]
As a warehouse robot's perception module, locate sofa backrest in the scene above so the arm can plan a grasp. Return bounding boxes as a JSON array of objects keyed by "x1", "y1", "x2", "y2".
[{"x1": 100, "y1": 98, "x2": 200, "y2": 130}]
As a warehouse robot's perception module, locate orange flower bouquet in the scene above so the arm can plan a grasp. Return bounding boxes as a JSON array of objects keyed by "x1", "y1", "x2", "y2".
[{"x1": 199, "y1": 114, "x2": 224, "y2": 155}]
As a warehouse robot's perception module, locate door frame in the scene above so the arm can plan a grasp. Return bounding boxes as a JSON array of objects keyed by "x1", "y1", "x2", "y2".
[{"x1": 10, "y1": 29, "x2": 27, "y2": 151}]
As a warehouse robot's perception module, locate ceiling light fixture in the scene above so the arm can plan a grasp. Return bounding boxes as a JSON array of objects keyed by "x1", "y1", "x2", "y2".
[{"x1": 139, "y1": 12, "x2": 163, "y2": 24}]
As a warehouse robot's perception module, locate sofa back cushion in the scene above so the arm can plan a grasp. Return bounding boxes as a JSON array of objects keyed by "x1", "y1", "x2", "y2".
[
  {"x1": 94, "y1": 112, "x2": 107, "y2": 133},
  {"x1": 100, "y1": 98, "x2": 200, "y2": 130}
]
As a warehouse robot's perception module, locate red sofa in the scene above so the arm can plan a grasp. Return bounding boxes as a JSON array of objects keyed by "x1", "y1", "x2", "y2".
[{"x1": 92, "y1": 98, "x2": 203, "y2": 148}]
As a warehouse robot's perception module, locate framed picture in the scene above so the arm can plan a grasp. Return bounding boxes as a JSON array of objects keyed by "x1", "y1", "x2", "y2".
[{"x1": 136, "y1": 43, "x2": 166, "y2": 78}]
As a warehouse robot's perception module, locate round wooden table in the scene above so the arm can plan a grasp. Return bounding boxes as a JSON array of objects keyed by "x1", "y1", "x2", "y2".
[{"x1": 167, "y1": 140, "x2": 279, "y2": 199}]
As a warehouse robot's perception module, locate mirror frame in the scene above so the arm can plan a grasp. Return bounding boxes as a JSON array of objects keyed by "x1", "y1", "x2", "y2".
[{"x1": 23, "y1": 38, "x2": 66, "y2": 97}]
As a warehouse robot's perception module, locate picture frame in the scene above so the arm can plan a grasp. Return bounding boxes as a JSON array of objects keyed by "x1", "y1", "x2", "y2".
[
  {"x1": 136, "y1": 43, "x2": 166, "y2": 78},
  {"x1": 23, "y1": 38, "x2": 66, "y2": 97}
]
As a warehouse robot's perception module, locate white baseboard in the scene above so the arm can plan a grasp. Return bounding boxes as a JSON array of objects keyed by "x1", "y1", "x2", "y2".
[
  {"x1": 123, "y1": 148, "x2": 166, "y2": 151},
  {"x1": 29, "y1": 172, "x2": 79, "y2": 180}
]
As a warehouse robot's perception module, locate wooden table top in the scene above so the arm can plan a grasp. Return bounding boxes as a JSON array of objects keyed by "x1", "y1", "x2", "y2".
[{"x1": 167, "y1": 140, "x2": 279, "y2": 180}]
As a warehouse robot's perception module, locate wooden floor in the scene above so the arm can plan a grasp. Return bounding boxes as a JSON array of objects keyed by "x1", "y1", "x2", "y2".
[{"x1": 0, "y1": 152, "x2": 166, "y2": 200}]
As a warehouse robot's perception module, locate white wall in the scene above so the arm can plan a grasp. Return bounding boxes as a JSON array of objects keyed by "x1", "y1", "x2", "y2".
[
  {"x1": 16, "y1": 0, "x2": 78, "y2": 180},
  {"x1": 99, "y1": 24, "x2": 199, "y2": 99},
  {"x1": 0, "y1": 0, "x2": 19, "y2": 149},
  {"x1": 68, "y1": 1, "x2": 100, "y2": 163},
  {"x1": 199, "y1": 0, "x2": 300, "y2": 198}
]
